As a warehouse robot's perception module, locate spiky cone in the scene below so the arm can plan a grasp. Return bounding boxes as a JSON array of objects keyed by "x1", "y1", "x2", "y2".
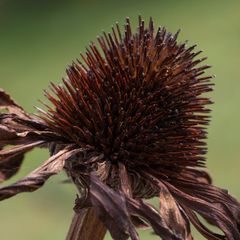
[{"x1": 0, "y1": 17, "x2": 240, "y2": 240}]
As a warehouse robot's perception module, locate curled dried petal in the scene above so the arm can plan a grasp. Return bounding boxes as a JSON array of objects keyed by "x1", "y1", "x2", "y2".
[
  {"x1": 0, "y1": 141, "x2": 44, "y2": 182},
  {"x1": 0, "y1": 125, "x2": 17, "y2": 142},
  {"x1": 158, "y1": 181, "x2": 192, "y2": 239},
  {"x1": 182, "y1": 207, "x2": 225, "y2": 240},
  {"x1": 165, "y1": 181, "x2": 240, "y2": 240},
  {"x1": 0, "y1": 141, "x2": 44, "y2": 162},
  {"x1": 0, "y1": 147, "x2": 78, "y2": 200},
  {"x1": 86, "y1": 173, "x2": 139, "y2": 240},
  {"x1": 0, "y1": 154, "x2": 24, "y2": 182},
  {"x1": 0, "y1": 89, "x2": 29, "y2": 118}
]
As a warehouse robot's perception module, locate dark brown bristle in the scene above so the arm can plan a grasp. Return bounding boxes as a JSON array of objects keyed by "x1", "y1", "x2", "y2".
[{"x1": 41, "y1": 18, "x2": 212, "y2": 173}]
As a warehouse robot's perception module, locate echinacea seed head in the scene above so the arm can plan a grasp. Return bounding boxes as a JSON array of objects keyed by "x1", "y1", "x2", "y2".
[{"x1": 41, "y1": 17, "x2": 212, "y2": 180}]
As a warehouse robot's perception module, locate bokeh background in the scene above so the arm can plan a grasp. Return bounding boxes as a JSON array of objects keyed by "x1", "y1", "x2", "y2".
[{"x1": 0, "y1": 0, "x2": 239, "y2": 239}]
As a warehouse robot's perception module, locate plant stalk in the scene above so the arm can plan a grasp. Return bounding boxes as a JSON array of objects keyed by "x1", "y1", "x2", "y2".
[{"x1": 66, "y1": 208, "x2": 107, "y2": 240}]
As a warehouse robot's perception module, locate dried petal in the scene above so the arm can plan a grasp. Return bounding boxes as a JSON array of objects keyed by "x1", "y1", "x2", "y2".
[
  {"x1": 0, "y1": 89, "x2": 29, "y2": 118},
  {"x1": 130, "y1": 216, "x2": 149, "y2": 229},
  {"x1": 130, "y1": 172, "x2": 192, "y2": 239},
  {"x1": 0, "y1": 153, "x2": 24, "y2": 182},
  {"x1": 0, "y1": 109, "x2": 62, "y2": 182},
  {"x1": 0, "y1": 141, "x2": 44, "y2": 162},
  {"x1": 126, "y1": 198, "x2": 184, "y2": 240},
  {"x1": 87, "y1": 173, "x2": 139, "y2": 240},
  {"x1": 0, "y1": 141, "x2": 44, "y2": 182},
  {"x1": 118, "y1": 164, "x2": 149, "y2": 229},
  {"x1": 0, "y1": 125, "x2": 17, "y2": 142},
  {"x1": 165, "y1": 181, "x2": 240, "y2": 239},
  {"x1": 158, "y1": 181, "x2": 192, "y2": 239},
  {"x1": 119, "y1": 163, "x2": 132, "y2": 197},
  {"x1": 182, "y1": 207, "x2": 225, "y2": 240},
  {"x1": 0, "y1": 147, "x2": 78, "y2": 200}
]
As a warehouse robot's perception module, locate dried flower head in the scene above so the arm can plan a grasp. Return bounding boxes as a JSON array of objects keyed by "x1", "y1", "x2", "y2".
[{"x1": 0, "y1": 17, "x2": 240, "y2": 240}]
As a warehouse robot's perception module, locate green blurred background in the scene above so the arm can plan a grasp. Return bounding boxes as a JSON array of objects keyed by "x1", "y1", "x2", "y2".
[{"x1": 0, "y1": 0, "x2": 239, "y2": 239}]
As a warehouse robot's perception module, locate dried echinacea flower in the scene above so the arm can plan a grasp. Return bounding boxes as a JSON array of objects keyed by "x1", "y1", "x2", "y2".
[{"x1": 0, "y1": 17, "x2": 240, "y2": 240}]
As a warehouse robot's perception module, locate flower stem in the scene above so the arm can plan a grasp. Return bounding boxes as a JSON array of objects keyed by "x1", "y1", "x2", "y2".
[{"x1": 66, "y1": 208, "x2": 107, "y2": 240}]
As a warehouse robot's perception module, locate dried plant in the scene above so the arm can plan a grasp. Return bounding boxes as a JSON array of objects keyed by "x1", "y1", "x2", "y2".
[{"x1": 0, "y1": 17, "x2": 240, "y2": 240}]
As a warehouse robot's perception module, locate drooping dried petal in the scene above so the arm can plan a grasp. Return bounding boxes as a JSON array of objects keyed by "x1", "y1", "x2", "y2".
[
  {"x1": 0, "y1": 90, "x2": 66, "y2": 183},
  {"x1": 182, "y1": 207, "x2": 225, "y2": 240},
  {"x1": 0, "y1": 154, "x2": 24, "y2": 182},
  {"x1": 126, "y1": 197, "x2": 185, "y2": 240},
  {"x1": 0, "y1": 147, "x2": 78, "y2": 200},
  {"x1": 0, "y1": 141, "x2": 44, "y2": 183},
  {"x1": 158, "y1": 181, "x2": 192, "y2": 239},
  {"x1": 75, "y1": 172, "x2": 190, "y2": 240},
  {"x1": 0, "y1": 89, "x2": 29, "y2": 118},
  {"x1": 118, "y1": 163, "x2": 150, "y2": 230},
  {"x1": 178, "y1": 168, "x2": 212, "y2": 184},
  {"x1": 0, "y1": 141, "x2": 44, "y2": 162},
  {"x1": 0, "y1": 125, "x2": 17, "y2": 142},
  {"x1": 141, "y1": 171, "x2": 240, "y2": 239},
  {"x1": 130, "y1": 171, "x2": 190, "y2": 239},
  {"x1": 165, "y1": 181, "x2": 240, "y2": 239},
  {"x1": 0, "y1": 121, "x2": 44, "y2": 182},
  {"x1": 86, "y1": 173, "x2": 139, "y2": 240}
]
